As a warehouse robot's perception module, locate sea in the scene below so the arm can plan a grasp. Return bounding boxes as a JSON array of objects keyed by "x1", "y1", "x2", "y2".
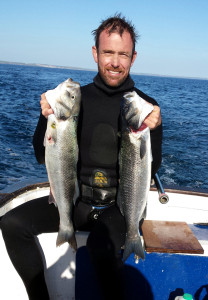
[{"x1": 0, "y1": 63, "x2": 208, "y2": 192}]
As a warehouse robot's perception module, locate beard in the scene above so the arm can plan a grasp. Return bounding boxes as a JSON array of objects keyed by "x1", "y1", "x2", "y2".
[{"x1": 98, "y1": 65, "x2": 129, "y2": 87}]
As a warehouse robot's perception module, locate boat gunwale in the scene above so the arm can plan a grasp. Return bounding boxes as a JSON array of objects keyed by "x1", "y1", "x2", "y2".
[
  {"x1": 0, "y1": 182, "x2": 207, "y2": 208},
  {"x1": 151, "y1": 186, "x2": 208, "y2": 197},
  {"x1": 0, "y1": 182, "x2": 50, "y2": 207}
]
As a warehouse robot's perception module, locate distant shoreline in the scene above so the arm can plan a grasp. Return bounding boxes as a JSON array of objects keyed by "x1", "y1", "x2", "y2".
[
  {"x1": 0, "y1": 60, "x2": 207, "y2": 81},
  {"x1": 0, "y1": 60, "x2": 96, "y2": 72}
]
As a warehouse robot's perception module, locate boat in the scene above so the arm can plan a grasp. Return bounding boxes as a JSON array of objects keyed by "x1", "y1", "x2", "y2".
[{"x1": 0, "y1": 176, "x2": 208, "y2": 300}]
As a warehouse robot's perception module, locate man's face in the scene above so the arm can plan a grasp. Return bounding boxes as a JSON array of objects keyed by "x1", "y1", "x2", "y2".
[{"x1": 92, "y1": 30, "x2": 137, "y2": 87}]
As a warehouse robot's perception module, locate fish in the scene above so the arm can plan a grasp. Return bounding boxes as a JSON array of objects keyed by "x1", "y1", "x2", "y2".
[
  {"x1": 118, "y1": 91, "x2": 153, "y2": 263},
  {"x1": 44, "y1": 78, "x2": 81, "y2": 250}
]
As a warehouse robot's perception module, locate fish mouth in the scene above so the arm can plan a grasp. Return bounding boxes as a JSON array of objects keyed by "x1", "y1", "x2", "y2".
[
  {"x1": 130, "y1": 122, "x2": 147, "y2": 133},
  {"x1": 138, "y1": 122, "x2": 147, "y2": 131}
]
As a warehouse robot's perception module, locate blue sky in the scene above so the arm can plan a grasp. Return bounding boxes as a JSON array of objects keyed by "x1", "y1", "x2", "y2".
[{"x1": 1, "y1": 0, "x2": 208, "y2": 79}]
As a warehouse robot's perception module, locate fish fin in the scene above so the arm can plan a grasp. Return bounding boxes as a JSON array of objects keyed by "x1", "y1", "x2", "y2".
[
  {"x1": 141, "y1": 205, "x2": 147, "y2": 219},
  {"x1": 122, "y1": 236, "x2": 145, "y2": 262},
  {"x1": 48, "y1": 190, "x2": 56, "y2": 205},
  {"x1": 73, "y1": 180, "x2": 79, "y2": 204},
  {"x1": 140, "y1": 138, "x2": 147, "y2": 160},
  {"x1": 150, "y1": 149, "x2": 153, "y2": 162},
  {"x1": 56, "y1": 229, "x2": 77, "y2": 251},
  {"x1": 43, "y1": 132, "x2": 47, "y2": 147},
  {"x1": 117, "y1": 189, "x2": 124, "y2": 215}
]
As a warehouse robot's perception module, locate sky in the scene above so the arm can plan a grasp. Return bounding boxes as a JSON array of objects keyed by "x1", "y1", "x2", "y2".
[{"x1": 1, "y1": 0, "x2": 208, "y2": 79}]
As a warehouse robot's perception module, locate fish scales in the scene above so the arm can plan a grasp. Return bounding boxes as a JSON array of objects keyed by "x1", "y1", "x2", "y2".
[
  {"x1": 118, "y1": 91, "x2": 153, "y2": 262},
  {"x1": 45, "y1": 78, "x2": 81, "y2": 250},
  {"x1": 46, "y1": 117, "x2": 77, "y2": 246}
]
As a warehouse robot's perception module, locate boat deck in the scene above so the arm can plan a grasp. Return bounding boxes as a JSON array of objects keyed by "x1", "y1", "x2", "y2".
[{"x1": 0, "y1": 184, "x2": 208, "y2": 299}]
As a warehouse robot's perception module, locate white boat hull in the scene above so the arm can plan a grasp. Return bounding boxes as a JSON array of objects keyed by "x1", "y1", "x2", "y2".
[{"x1": 0, "y1": 183, "x2": 208, "y2": 299}]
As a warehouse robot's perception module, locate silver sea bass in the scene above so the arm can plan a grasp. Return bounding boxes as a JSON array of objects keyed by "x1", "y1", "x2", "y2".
[
  {"x1": 44, "y1": 78, "x2": 81, "y2": 250},
  {"x1": 118, "y1": 91, "x2": 153, "y2": 262}
]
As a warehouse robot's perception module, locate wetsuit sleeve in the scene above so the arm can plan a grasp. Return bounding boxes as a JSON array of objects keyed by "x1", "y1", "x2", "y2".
[
  {"x1": 150, "y1": 123, "x2": 163, "y2": 177},
  {"x1": 33, "y1": 113, "x2": 47, "y2": 164}
]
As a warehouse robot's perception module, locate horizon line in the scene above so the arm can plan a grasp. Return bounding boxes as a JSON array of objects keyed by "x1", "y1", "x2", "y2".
[{"x1": 0, "y1": 60, "x2": 207, "y2": 81}]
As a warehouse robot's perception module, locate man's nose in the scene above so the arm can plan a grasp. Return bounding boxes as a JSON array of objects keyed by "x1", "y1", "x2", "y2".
[{"x1": 111, "y1": 54, "x2": 120, "y2": 68}]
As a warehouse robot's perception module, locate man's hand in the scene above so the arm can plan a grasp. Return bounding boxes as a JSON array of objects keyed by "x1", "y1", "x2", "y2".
[
  {"x1": 144, "y1": 105, "x2": 161, "y2": 130},
  {"x1": 40, "y1": 93, "x2": 54, "y2": 119}
]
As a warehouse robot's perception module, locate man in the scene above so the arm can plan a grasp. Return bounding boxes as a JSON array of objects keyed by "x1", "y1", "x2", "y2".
[{"x1": 1, "y1": 15, "x2": 162, "y2": 300}]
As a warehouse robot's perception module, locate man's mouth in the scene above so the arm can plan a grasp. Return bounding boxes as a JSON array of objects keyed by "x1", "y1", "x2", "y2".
[{"x1": 107, "y1": 69, "x2": 122, "y2": 76}]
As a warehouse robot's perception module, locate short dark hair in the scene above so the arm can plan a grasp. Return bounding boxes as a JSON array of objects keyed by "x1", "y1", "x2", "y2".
[{"x1": 92, "y1": 13, "x2": 139, "y2": 55}]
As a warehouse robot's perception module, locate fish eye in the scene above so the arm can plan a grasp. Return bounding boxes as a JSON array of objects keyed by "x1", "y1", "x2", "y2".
[{"x1": 71, "y1": 95, "x2": 76, "y2": 100}]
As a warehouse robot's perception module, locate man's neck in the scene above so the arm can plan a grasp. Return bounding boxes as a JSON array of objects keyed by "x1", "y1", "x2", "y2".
[{"x1": 93, "y1": 73, "x2": 135, "y2": 95}]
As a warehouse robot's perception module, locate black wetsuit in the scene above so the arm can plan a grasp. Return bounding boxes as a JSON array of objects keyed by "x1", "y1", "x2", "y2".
[{"x1": 1, "y1": 74, "x2": 162, "y2": 300}]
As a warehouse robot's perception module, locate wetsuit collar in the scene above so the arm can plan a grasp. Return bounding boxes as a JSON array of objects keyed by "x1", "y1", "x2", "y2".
[{"x1": 93, "y1": 73, "x2": 135, "y2": 95}]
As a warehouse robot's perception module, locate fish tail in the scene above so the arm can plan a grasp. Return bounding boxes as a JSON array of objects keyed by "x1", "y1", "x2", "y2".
[
  {"x1": 56, "y1": 230, "x2": 77, "y2": 251},
  {"x1": 123, "y1": 237, "x2": 145, "y2": 262}
]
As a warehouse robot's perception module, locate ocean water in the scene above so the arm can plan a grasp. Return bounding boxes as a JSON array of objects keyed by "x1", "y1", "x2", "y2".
[{"x1": 0, "y1": 64, "x2": 207, "y2": 192}]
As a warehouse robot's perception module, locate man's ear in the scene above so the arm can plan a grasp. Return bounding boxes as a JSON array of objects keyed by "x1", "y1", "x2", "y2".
[
  {"x1": 92, "y1": 46, "x2": 98, "y2": 63},
  {"x1": 131, "y1": 51, "x2": 137, "y2": 66}
]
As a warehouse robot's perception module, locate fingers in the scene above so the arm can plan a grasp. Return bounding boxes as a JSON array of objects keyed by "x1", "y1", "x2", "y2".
[
  {"x1": 40, "y1": 93, "x2": 53, "y2": 119},
  {"x1": 144, "y1": 105, "x2": 162, "y2": 130}
]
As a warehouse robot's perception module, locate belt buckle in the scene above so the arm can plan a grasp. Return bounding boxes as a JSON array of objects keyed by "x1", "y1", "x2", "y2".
[
  {"x1": 82, "y1": 184, "x2": 94, "y2": 199},
  {"x1": 89, "y1": 186, "x2": 94, "y2": 199},
  {"x1": 94, "y1": 188, "x2": 108, "y2": 201},
  {"x1": 89, "y1": 205, "x2": 107, "y2": 221}
]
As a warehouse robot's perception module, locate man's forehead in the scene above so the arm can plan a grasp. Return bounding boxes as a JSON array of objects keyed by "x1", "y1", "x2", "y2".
[
  {"x1": 98, "y1": 30, "x2": 134, "y2": 52},
  {"x1": 99, "y1": 29, "x2": 133, "y2": 45},
  {"x1": 100, "y1": 28, "x2": 131, "y2": 39}
]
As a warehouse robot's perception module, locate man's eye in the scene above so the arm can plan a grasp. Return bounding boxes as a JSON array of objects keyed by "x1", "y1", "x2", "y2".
[{"x1": 120, "y1": 53, "x2": 129, "y2": 58}]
